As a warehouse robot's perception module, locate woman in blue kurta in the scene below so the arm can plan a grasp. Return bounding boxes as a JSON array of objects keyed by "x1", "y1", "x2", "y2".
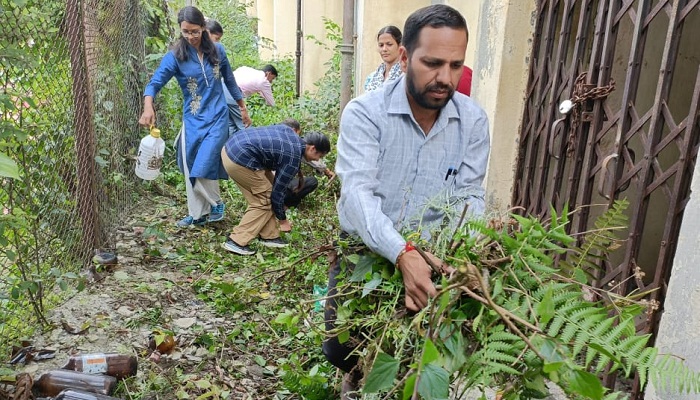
[{"x1": 138, "y1": 6, "x2": 252, "y2": 227}]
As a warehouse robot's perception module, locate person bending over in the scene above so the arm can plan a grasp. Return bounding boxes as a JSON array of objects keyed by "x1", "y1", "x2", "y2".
[{"x1": 220, "y1": 125, "x2": 331, "y2": 256}]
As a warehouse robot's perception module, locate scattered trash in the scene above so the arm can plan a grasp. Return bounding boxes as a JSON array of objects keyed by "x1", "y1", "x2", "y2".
[
  {"x1": 53, "y1": 388, "x2": 122, "y2": 399},
  {"x1": 10, "y1": 342, "x2": 56, "y2": 365},
  {"x1": 148, "y1": 330, "x2": 176, "y2": 354},
  {"x1": 313, "y1": 285, "x2": 328, "y2": 312},
  {"x1": 32, "y1": 370, "x2": 117, "y2": 398},
  {"x1": 92, "y1": 252, "x2": 118, "y2": 266},
  {"x1": 61, "y1": 353, "x2": 137, "y2": 379}
]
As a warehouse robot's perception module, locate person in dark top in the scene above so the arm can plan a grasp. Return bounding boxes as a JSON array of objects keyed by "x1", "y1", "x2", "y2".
[
  {"x1": 220, "y1": 125, "x2": 331, "y2": 255},
  {"x1": 279, "y1": 118, "x2": 336, "y2": 208}
]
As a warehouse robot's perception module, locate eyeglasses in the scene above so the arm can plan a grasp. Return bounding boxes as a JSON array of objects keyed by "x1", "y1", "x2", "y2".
[{"x1": 181, "y1": 29, "x2": 202, "y2": 38}]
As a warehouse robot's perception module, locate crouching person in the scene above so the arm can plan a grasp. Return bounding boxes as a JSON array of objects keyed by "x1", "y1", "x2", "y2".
[{"x1": 220, "y1": 124, "x2": 331, "y2": 255}]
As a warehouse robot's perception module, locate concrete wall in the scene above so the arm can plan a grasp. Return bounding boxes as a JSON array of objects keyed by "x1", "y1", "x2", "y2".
[
  {"x1": 250, "y1": 0, "x2": 343, "y2": 94},
  {"x1": 250, "y1": 0, "x2": 537, "y2": 213},
  {"x1": 645, "y1": 161, "x2": 700, "y2": 400},
  {"x1": 466, "y1": 1, "x2": 536, "y2": 213}
]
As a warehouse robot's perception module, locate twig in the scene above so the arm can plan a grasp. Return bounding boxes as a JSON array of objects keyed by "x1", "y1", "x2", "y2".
[
  {"x1": 447, "y1": 202, "x2": 470, "y2": 256},
  {"x1": 457, "y1": 285, "x2": 541, "y2": 333},
  {"x1": 381, "y1": 368, "x2": 415, "y2": 400},
  {"x1": 480, "y1": 256, "x2": 512, "y2": 267},
  {"x1": 413, "y1": 246, "x2": 442, "y2": 274},
  {"x1": 468, "y1": 267, "x2": 545, "y2": 360},
  {"x1": 250, "y1": 246, "x2": 335, "y2": 281}
]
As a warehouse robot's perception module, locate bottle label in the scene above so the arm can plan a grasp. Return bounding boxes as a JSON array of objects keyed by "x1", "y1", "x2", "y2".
[{"x1": 81, "y1": 354, "x2": 108, "y2": 374}]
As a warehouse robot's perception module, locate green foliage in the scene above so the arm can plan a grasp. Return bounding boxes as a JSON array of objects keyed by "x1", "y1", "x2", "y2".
[{"x1": 332, "y1": 201, "x2": 700, "y2": 399}]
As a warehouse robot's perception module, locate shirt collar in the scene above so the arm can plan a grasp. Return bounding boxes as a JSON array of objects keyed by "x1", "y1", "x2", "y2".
[{"x1": 386, "y1": 76, "x2": 460, "y2": 132}]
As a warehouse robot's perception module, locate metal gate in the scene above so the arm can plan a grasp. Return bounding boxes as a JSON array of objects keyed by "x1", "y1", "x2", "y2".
[{"x1": 512, "y1": 0, "x2": 700, "y2": 392}]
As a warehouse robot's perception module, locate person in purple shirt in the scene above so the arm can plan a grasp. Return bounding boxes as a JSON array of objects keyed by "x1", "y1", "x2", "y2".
[{"x1": 220, "y1": 125, "x2": 330, "y2": 255}]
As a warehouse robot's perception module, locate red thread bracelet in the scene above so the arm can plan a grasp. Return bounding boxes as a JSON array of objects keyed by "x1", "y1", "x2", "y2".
[{"x1": 396, "y1": 241, "x2": 416, "y2": 270}]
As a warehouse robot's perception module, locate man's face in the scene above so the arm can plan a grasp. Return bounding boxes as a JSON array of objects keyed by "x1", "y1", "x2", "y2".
[
  {"x1": 400, "y1": 27, "x2": 467, "y2": 110},
  {"x1": 265, "y1": 72, "x2": 277, "y2": 83}
]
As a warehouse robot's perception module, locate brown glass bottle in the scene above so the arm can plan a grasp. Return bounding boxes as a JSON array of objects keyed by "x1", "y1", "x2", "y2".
[
  {"x1": 53, "y1": 388, "x2": 121, "y2": 399},
  {"x1": 32, "y1": 370, "x2": 117, "y2": 398},
  {"x1": 61, "y1": 353, "x2": 138, "y2": 379}
]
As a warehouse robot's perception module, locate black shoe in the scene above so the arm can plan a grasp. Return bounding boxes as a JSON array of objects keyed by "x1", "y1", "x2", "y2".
[
  {"x1": 222, "y1": 240, "x2": 256, "y2": 255},
  {"x1": 258, "y1": 237, "x2": 289, "y2": 248}
]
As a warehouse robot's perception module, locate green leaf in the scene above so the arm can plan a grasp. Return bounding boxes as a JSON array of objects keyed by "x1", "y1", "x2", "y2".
[
  {"x1": 421, "y1": 338, "x2": 440, "y2": 365},
  {"x1": 535, "y1": 336, "x2": 566, "y2": 364},
  {"x1": 338, "y1": 330, "x2": 350, "y2": 344},
  {"x1": 417, "y1": 363, "x2": 450, "y2": 400},
  {"x1": 588, "y1": 343, "x2": 621, "y2": 365},
  {"x1": 194, "y1": 379, "x2": 212, "y2": 389},
  {"x1": 254, "y1": 355, "x2": 266, "y2": 367},
  {"x1": 362, "y1": 274, "x2": 382, "y2": 297},
  {"x1": 363, "y1": 352, "x2": 400, "y2": 393},
  {"x1": 524, "y1": 374, "x2": 549, "y2": 396},
  {"x1": 574, "y1": 268, "x2": 589, "y2": 284},
  {"x1": 566, "y1": 369, "x2": 605, "y2": 400},
  {"x1": 543, "y1": 361, "x2": 564, "y2": 373},
  {"x1": 215, "y1": 282, "x2": 238, "y2": 294},
  {"x1": 537, "y1": 287, "x2": 555, "y2": 325},
  {"x1": 0, "y1": 153, "x2": 19, "y2": 179},
  {"x1": 95, "y1": 155, "x2": 108, "y2": 167},
  {"x1": 350, "y1": 254, "x2": 375, "y2": 282},
  {"x1": 402, "y1": 373, "x2": 416, "y2": 400}
]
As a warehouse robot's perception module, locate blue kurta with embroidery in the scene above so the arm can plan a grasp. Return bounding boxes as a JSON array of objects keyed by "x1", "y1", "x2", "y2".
[{"x1": 144, "y1": 42, "x2": 243, "y2": 181}]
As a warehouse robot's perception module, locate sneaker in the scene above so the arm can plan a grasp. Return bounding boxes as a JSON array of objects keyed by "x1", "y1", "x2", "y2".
[
  {"x1": 209, "y1": 201, "x2": 225, "y2": 222},
  {"x1": 177, "y1": 215, "x2": 207, "y2": 228},
  {"x1": 222, "y1": 239, "x2": 256, "y2": 256},
  {"x1": 258, "y1": 237, "x2": 289, "y2": 248}
]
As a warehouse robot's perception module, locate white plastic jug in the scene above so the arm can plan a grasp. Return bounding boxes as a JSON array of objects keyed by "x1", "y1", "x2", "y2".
[{"x1": 135, "y1": 126, "x2": 165, "y2": 180}]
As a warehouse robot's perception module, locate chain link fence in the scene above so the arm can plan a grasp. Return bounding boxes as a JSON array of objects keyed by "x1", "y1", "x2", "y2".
[{"x1": 0, "y1": 0, "x2": 170, "y2": 354}]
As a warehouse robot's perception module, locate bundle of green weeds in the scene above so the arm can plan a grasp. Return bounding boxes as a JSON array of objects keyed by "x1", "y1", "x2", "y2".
[{"x1": 328, "y1": 200, "x2": 700, "y2": 400}]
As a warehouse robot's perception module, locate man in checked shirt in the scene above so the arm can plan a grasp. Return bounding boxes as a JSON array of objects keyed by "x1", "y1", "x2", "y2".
[
  {"x1": 323, "y1": 4, "x2": 490, "y2": 397},
  {"x1": 220, "y1": 125, "x2": 330, "y2": 256}
]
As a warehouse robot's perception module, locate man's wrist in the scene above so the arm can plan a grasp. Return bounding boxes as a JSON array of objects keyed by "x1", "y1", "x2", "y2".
[{"x1": 395, "y1": 241, "x2": 416, "y2": 270}]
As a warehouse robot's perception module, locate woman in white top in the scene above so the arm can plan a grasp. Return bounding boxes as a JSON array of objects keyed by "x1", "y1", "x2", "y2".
[{"x1": 363, "y1": 25, "x2": 403, "y2": 92}]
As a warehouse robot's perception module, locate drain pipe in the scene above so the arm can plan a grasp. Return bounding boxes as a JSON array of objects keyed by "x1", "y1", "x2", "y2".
[
  {"x1": 339, "y1": 0, "x2": 355, "y2": 113},
  {"x1": 295, "y1": 0, "x2": 302, "y2": 98}
]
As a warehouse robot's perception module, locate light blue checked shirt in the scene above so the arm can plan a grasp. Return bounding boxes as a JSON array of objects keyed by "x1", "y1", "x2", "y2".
[{"x1": 337, "y1": 76, "x2": 490, "y2": 264}]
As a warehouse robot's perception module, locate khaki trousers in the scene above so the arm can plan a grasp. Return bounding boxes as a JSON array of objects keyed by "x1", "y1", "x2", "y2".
[{"x1": 221, "y1": 148, "x2": 279, "y2": 246}]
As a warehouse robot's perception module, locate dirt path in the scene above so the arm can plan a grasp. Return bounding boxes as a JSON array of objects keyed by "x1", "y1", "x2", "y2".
[{"x1": 18, "y1": 195, "x2": 287, "y2": 399}]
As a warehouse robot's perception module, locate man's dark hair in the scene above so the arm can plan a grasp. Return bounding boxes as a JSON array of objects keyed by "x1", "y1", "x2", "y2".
[
  {"x1": 402, "y1": 4, "x2": 468, "y2": 55},
  {"x1": 205, "y1": 19, "x2": 223, "y2": 36},
  {"x1": 302, "y1": 132, "x2": 331, "y2": 154},
  {"x1": 280, "y1": 118, "x2": 301, "y2": 132},
  {"x1": 263, "y1": 64, "x2": 278, "y2": 76}
]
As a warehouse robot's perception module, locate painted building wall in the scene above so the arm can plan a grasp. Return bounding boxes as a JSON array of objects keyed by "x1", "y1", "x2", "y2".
[
  {"x1": 250, "y1": 0, "x2": 537, "y2": 213},
  {"x1": 249, "y1": 0, "x2": 343, "y2": 94}
]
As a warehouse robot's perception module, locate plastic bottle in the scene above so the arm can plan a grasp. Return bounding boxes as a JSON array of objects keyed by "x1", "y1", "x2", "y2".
[
  {"x1": 32, "y1": 370, "x2": 117, "y2": 398},
  {"x1": 135, "y1": 126, "x2": 165, "y2": 180},
  {"x1": 53, "y1": 388, "x2": 121, "y2": 399},
  {"x1": 61, "y1": 353, "x2": 138, "y2": 379}
]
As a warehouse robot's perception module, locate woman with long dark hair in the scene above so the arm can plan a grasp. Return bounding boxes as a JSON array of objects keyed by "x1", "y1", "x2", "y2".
[
  {"x1": 138, "y1": 6, "x2": 251, "y2": 227},
  {"x1": 363, "y1": 25, "x2": 403, "y2": 92}
]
